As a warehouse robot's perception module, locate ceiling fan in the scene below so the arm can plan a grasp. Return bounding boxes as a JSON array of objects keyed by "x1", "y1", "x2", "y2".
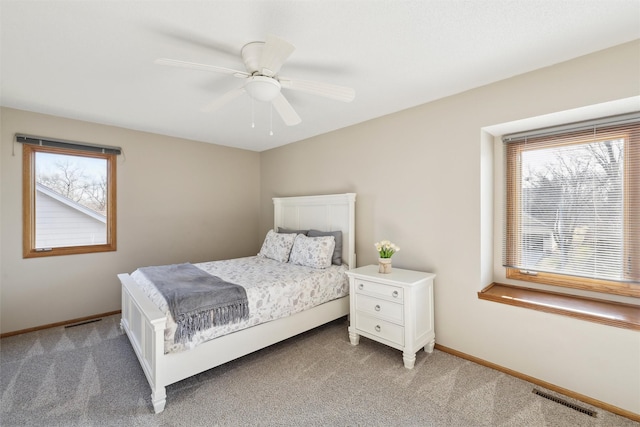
[{"x1": 155, "y1": 34, "x2": 355, "y2": 126}]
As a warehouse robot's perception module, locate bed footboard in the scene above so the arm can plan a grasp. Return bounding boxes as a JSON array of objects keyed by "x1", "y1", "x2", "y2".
[
  {"x1": 118, "y1": 273, "x2": 168, "y2": 413},
  {"x1": 120, "y1": 271, "x2": 350, "y2": 414}
]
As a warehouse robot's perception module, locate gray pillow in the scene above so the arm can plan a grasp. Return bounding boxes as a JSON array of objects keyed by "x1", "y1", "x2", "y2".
[
  {"x1": 307, "y1": 229, "x2": 342, "y2": 265},
  {"x1": 278, "y1": 227, "x2": 309, "y2": 235}
]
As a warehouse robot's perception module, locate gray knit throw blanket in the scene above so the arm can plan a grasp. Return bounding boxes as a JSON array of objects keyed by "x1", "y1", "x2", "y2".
[{"x1": 139, "y1": 263, "x2": 249, "y2": 344}]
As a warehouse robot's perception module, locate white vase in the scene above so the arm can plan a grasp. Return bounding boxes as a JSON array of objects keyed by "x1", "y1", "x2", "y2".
[{"x1": 378, "y1": 258, "x2": 392, "y2": 274}]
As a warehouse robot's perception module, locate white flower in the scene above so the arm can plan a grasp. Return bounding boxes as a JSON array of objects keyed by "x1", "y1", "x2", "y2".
[{"x1": 374, "y1": 240, "x2": 400, "y2": 258}]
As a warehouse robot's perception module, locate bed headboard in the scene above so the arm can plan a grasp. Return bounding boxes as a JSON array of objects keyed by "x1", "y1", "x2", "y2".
[{"x1": 273, "y1": 193, "x2": 356, "y2": 269}]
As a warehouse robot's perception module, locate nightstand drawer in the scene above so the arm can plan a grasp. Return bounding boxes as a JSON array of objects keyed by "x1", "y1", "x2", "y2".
[
  {"x1": 354, "y1": 279, "x2": 403, "y2": 302},
  {"x1": 355, "y1": 313, "x2": 404, "y2": 346},
  {"x1": 355, "y1": 294, "x2": 403, "y2": 324}
]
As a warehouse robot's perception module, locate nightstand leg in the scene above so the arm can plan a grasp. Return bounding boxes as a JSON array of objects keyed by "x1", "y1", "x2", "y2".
[
  {"x1": 424, "y1": 338, "x2": 435, "y2": 353},
  {"x1": 348, "y1": 329, "x2": 360, "y2": 346},
  {"x1": 402, "y1": 352, "x2": 416, "y2": 369}
]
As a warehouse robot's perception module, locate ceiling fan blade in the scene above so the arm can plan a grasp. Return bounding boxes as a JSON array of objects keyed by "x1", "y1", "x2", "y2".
[
  {"x1": 201, "y1": 87, "x2": 246, "y2": 113},
  {"x1": 155, "y1": 58, "x2": 249, "y2": 78},
  {"x1": 151, "y1": 26, "x2": 238, "y2": 59},
  {"x1": 258, "y1": 34, "x2": 295, "y2": 77},
  {"x1": 272, "y1": 93, "x2": 302, "y2": 126},
  {"x1": 279, "y1": 77, "x2": 355, "y2": 103}
]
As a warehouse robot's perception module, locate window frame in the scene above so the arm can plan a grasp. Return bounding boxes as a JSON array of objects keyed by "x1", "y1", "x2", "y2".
[
  {"x1": 22, "y1": 143, "x2": 117, "y2": 258},
  {"x1": 504, "y1": 125, "x2": 639, "y2": 298}
]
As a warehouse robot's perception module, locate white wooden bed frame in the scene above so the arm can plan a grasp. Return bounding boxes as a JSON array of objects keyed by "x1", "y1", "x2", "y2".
[{"x1": 119, "y1": 193, "x2": 356, "y2": 413}]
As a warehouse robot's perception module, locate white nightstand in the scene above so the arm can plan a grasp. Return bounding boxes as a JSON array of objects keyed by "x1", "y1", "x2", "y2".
[{"x1": 345, "y1": 265, "x2": 436, "y2": 369}]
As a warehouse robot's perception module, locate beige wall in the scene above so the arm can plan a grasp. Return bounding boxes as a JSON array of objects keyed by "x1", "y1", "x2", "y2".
[
  {"x1": 0, "y1": 108, "x2": 261, "y2": 333},
  {"x1": 260, "y1": 41, "x2": 640, "y2": 414}
]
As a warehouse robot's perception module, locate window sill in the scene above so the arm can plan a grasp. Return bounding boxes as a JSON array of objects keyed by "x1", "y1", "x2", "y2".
[{"x1": 478, "y1": 283, "x2": 640, "y2": 331}]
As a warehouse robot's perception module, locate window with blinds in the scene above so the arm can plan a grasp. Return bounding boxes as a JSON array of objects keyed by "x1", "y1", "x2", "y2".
[{"x1": 503, "y1": 113, "x2": 639, "y2": 297}]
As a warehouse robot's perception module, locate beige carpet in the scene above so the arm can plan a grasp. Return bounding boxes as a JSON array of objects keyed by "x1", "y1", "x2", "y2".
[{"x1": 1, "y1": 314, "x2": 637, "y2": 426}]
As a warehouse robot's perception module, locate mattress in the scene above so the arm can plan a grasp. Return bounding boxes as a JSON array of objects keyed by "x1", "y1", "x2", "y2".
[{"x1": 131, "y1": 256, "x2": 349, "y2": 353}]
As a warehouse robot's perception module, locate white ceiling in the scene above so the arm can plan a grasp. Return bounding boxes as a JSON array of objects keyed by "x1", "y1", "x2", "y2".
[{"x1": 1, "y1": 1, "x2": 639, "y2": 152}]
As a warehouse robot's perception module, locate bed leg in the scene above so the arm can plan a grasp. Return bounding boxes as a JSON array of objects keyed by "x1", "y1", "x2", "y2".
[{"x1": 151, "y1": 387, "x2": 166, "y2": 414}]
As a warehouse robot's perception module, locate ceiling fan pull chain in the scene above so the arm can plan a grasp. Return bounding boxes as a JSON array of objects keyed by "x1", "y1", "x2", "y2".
[
  {"x1": 270, "y1": 104, "x2": 274, "y2": 136},
  {"x1": 251, "y1": 98, "x2": 255, "y2": 129}
]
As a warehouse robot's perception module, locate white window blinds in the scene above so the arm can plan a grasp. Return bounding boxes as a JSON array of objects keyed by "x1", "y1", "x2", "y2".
[{"x1": 503, "y1": 113, "x2": 639, "y2": 285}]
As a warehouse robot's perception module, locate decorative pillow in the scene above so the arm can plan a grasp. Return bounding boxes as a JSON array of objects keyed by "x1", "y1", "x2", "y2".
[
  {"x1": 257, "y1": 229, "x2": 297, "y2": 263},
  {"x1": 307, "y1": 229, "x2": 343, "y2": 265},
  {"x1": 277, "y1": 227, "x2": 309, "y2": 235},
  {"x1": 289, "y1": 234, "x2": 335, "y2": 269}
]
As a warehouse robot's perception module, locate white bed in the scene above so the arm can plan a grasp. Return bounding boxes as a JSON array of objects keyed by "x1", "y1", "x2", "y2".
[{"x1": 119, "y1": 193, "x2": 356, "y2": 413}]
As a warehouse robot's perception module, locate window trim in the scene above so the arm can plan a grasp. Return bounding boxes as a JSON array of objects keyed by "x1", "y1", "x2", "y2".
[
  {"x1": 504, "y1": 121, "x2": 639, "y2": 298},
  {"x1": 22, "y1": 144, "x2": 117, "y2": 258},
  {"x1": 505, "y1": 268, "x2": 639, "y2": 298}
]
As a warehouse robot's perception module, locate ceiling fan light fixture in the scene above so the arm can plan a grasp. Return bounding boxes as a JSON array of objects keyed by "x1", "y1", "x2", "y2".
[{"x1": 244, "y1": 76, "x2": 281, "y2": 102}]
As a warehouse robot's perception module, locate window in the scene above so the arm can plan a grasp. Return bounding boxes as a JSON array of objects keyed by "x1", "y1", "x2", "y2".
[
  {"x1": 503, "y1": 114, "x2": 639, "y2": 297},
  {"x1": 21, "y1": 135, "x2": 119, "y2": 258}
]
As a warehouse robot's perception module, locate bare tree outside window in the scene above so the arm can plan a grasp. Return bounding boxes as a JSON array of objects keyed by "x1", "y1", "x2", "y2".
[
  {"x1": 36, "y1": 152, "x2": 108, "y2": 213},
  {"x1": 520, "y1": 139, "x2": 624, "y2": 280}
]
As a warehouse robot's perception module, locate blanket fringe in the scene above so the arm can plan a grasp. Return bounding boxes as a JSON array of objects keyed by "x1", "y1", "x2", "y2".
[{"x1": 175, "y1": 301, "x2": 250, "y2": 344}]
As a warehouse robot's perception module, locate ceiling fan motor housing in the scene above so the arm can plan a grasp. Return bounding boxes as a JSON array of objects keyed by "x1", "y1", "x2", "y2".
[{"x1": 241, "y1": 41, "x2": 264, "y2": 74}]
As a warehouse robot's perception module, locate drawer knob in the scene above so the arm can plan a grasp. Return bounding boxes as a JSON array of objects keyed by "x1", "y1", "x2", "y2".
[
  {"x1": 358, "y1": 283, "x2": 364, "y2": 290},
  {"x1": 375, "y1": 305, "x2": 381, "y2": 311},
  {"x1": 375, "y1": 325, "x2": 381, "y2": 332},
  {"x1": 392, "y1": 290, "x2": 399, "y2": 298}
]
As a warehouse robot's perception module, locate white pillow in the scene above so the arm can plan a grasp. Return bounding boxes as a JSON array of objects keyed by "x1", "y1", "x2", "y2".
[
  {"x1": 257, "y1": 230, "x2": 296, "y2": 263},
  {"x1": 289, "y1": 234, "x2": 335, "y2": 269}
]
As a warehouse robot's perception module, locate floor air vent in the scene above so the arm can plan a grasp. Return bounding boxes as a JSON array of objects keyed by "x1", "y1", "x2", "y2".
[
  {"x1": 532, "y1": 389, "x2": 597, "y2": 417},
  {"x1": 64, "y1": 318, "x2": 102, "y2": 329}
]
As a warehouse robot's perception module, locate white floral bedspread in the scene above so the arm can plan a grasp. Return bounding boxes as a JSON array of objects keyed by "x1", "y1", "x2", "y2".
[{"x1": 131, "y1": 256, "x2": 349, "y2": 354}]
